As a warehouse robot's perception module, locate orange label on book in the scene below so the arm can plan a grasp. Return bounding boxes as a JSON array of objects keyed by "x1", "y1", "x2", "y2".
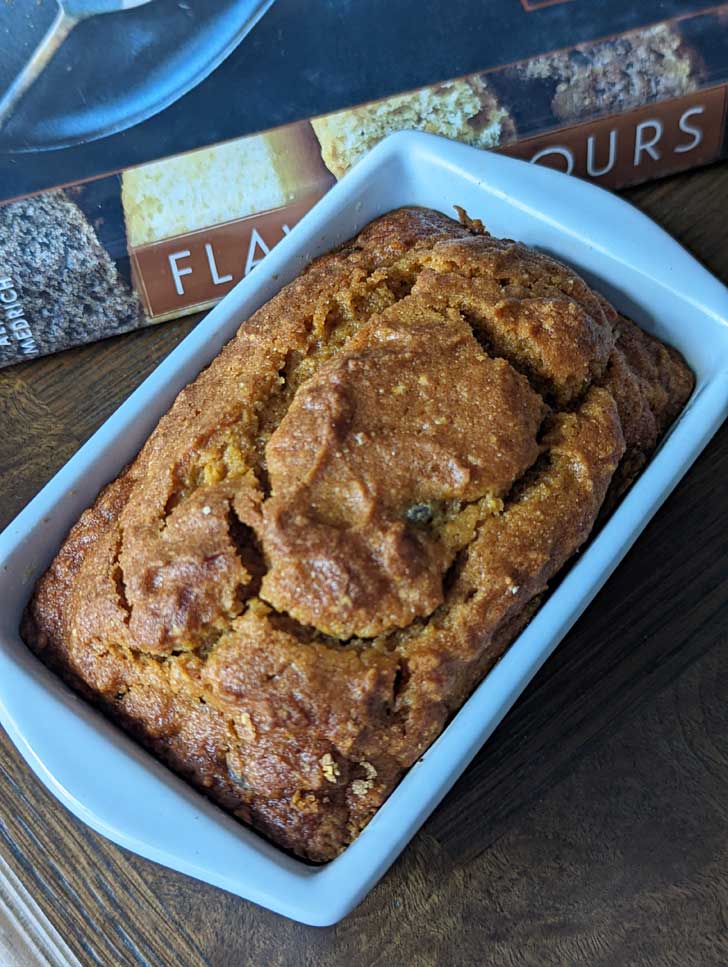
[
  {"x1": 498, "y1": 86, "x2": 728, "y2": 188},
  {"x1": 131, "y1": 192, "x2": 325, "y2": 319}
]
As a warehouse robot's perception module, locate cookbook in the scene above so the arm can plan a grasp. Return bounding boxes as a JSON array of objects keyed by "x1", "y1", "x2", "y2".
[{"x1": 1, "y1": 0, "x2": 726, "y2": 368}]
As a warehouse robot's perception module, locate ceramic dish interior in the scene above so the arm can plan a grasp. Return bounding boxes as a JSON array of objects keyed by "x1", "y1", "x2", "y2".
[{"x1": 0, "y1": 132, "x2": 727, "y2": 925}]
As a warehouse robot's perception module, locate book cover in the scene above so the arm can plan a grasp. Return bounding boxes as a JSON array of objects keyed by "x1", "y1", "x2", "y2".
[{"x1": 1, "y1": 0, "x2": 726, "y2": 367}]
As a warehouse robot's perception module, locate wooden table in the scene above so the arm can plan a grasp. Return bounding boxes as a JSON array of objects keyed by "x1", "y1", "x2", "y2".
[{"x1": 1, "y1": 163, "x2": 727, "y2": 967}]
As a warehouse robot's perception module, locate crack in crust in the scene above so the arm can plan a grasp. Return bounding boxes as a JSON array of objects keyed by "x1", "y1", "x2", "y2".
[{"x1": 21, "y1": 207, "x2": 693, "y2": 862}]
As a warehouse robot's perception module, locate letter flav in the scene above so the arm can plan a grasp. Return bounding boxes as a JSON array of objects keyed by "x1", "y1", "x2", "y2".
[
  {"x1": 204, "y1": 243, "x2": 233, "y2": 286},
  {"x1": 168, "y1": 250, "x2": 193, "y2": 297},
  {"x1": 244, "y1": 228, "x2": 272, "y2": 277}
]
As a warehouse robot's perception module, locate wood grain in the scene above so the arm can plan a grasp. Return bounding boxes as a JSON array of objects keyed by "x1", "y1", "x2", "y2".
[
  {"x1": 0, "y1": 162, "x2": 727, "y2": 967},
  {"x1": 0, "y1": 852, "x2": 80, "y2": 966}
]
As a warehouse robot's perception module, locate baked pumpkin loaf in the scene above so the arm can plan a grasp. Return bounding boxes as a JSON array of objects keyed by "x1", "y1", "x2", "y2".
[{"x1": 22, "y1": 207, "x2": 693, "y2": 862}]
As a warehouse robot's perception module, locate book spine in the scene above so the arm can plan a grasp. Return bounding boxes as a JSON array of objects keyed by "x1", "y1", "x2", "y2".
[
  {"x1": 1, "y1": 25, "x2": 726, "y2": 368},
  {"x1": 497, "y1": 85, "x2": 728, "y2": 189}
]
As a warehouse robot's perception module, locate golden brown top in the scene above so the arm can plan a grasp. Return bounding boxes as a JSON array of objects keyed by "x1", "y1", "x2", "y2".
[
  {"x1": 262, "y1": 307, "x2": 547, "y2": 638},
  {"x1": 24, "y1": 207, "x2": 693, "y2": 861},
  {"x1": 111, "y1": 207, "x2": 619, "y2": 655}
]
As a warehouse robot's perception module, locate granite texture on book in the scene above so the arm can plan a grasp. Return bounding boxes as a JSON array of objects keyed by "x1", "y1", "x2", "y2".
[{"x1": 0, "y1": 191, "x2": 143, "y2": 368}]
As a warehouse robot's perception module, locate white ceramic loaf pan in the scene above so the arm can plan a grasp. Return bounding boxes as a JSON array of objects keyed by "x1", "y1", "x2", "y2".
[{"x1": 0, "y1": 133, "x2": 727, "y2": 926}]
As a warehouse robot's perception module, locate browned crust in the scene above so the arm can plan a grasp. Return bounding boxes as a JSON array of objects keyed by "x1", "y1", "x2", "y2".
[
  {"x1": 22, "y1": 207, "x2": 693, "y2": 861},
  {"x1": 599, "y1": 314, "x2": 695, "y2": 511}
]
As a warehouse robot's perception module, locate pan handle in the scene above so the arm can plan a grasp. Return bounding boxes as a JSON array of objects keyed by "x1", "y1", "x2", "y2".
[{"x1": 0, "y1": 7, "x2": 78, "y2": 130}]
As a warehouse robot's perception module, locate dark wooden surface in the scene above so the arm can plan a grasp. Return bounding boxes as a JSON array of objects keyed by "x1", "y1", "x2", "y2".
[{"x1": 1, "y1": 164, "x2": 727, "y2": 967}]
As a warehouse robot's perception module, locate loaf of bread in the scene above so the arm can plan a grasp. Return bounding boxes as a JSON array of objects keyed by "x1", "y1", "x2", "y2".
[
  {"x1": 312, "y1": 78, "x2": 515, "y2": 179},
  {"x1": 506, "y1": 23, "x2": 701, "y2": 125},
  {"x1": 22, "y1": 208, "x2": 693, "y2": 862}
]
